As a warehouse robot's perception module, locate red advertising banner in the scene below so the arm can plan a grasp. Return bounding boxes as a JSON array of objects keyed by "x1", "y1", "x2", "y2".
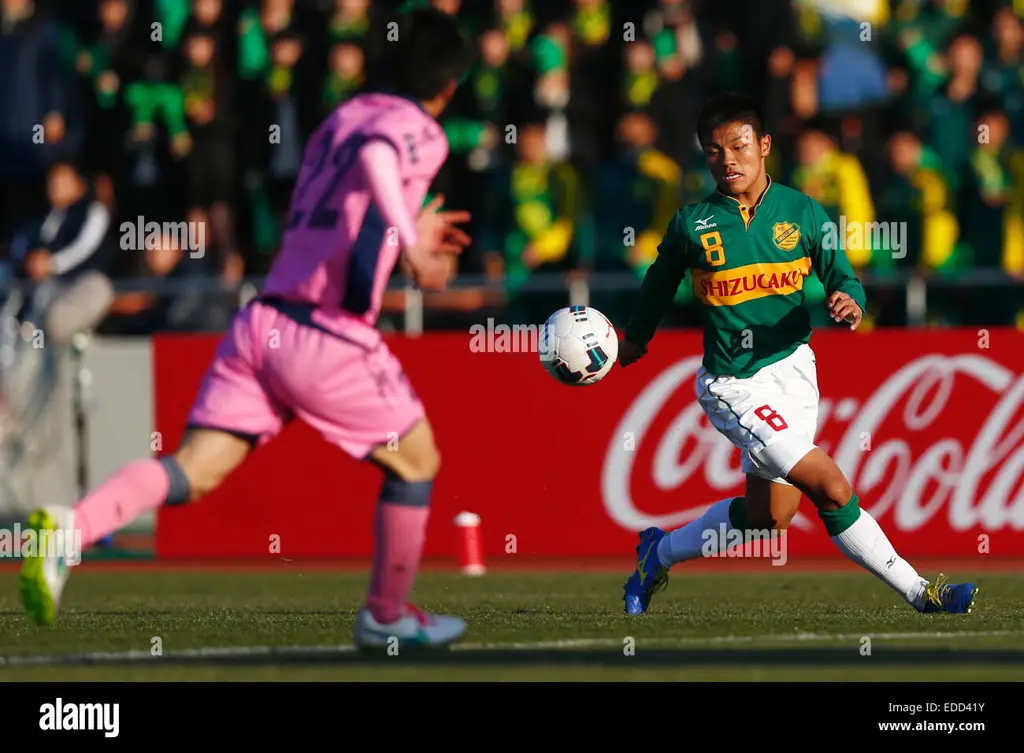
[{"x1": 153, "y1": 328, "x2": 1024, "y2": 560}]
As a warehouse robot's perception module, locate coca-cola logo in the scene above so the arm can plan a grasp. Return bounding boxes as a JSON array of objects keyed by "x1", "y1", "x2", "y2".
[{"x1": 602, "y1": 353, "x2": 1024, "y2": 536}]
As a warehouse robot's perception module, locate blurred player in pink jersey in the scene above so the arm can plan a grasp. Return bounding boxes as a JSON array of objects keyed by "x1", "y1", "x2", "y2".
[{"x1": 20, "y1": 9, "x2": 475, "y2": 649}]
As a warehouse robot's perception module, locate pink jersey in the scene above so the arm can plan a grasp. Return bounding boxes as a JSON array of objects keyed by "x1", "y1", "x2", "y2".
[{"x1": 261, "y1": 92, "x2": 448, "y2": 336}]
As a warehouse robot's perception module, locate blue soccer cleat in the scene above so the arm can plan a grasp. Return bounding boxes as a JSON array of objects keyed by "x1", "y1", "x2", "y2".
[
  {"x1": 920, "y1": 574, "x2": 978, "y2": 614},
  {"x1": 623, "y1": 527, "x2": 669, "y2": 615}
]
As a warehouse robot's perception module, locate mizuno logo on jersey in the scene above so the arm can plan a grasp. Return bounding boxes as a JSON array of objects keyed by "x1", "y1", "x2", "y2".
[
  {"x1": 691, "y1": 258, "x2": 812, "y2": 306},
  {"x1": 694, "y1": 214, "x2": 717, "y2": 231}
]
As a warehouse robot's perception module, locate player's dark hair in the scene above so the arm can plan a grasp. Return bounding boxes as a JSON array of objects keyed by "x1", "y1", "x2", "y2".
[
  {"x1": 369, "y1": 8, "x2": 473, "y2": 102},
  {"x1": 696, "y1": 93, "x2": 766, "y2": 146}
]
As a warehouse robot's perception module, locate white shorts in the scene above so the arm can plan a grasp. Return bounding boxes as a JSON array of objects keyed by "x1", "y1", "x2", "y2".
[{"x1": 695, "y1": 343, "x2": 819, "y2": 486}]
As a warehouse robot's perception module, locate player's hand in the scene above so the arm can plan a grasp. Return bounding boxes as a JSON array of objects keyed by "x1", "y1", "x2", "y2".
[
  {"x1": 418, "y1": 194, "x2": 471, "y2": 255},
  {"x1": 409, "y1": 195, "x2": 471, "y2": 291},
  {"x1": 828, "y1": 291, "x2": 863, "y2": 330},
  {"x1": 618, "y1": 339, "x2": 647, "y2": 368}
]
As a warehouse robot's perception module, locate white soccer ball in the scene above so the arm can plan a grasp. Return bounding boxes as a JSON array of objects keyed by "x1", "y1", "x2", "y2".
[{"x1": 539, "y1": 305, "x2": 619, "y2": 386}]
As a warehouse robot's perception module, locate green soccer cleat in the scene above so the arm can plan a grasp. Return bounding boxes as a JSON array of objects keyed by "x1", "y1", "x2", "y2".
[{"x1": 19, "y1": 506, "x2": 75, "y2": 626}]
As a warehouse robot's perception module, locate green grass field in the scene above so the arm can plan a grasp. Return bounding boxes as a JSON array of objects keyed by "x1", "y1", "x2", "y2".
[{"x1": 1, "y1": 565, "x2": 1022, "y2": 681}]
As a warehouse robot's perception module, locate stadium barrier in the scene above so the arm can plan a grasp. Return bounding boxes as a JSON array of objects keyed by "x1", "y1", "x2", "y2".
[
  {"x1": 0, "y1": 274, "x2": 1019, "y2": 559},
  {"x1": 150, "y1": 327, "x2": 1024, "y2": 560}
]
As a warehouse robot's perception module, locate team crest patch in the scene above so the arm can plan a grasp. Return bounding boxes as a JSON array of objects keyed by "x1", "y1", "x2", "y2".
[{"x1": 772, "y1": 222, "x2": 801, "y2": 251}]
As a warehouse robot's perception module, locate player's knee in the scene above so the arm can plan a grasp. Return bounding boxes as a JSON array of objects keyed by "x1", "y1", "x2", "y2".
[
  {"x1": 375, "y1": 420, "x2": 441, "y2": 482},
  {"x1": 153, "y1": 455, "x2": 197, "y2": 504},
  {"x1": 379, "y1": 466, "x2": 435, "y2": 507},
  {"x1": 168, "y1": 430, "x2": 251, "y2": 502},
  {"x1": 172, "y1": 449, "x2": 233, "y2": 501},
  {"x1": 812, "y1": 474, "x2": 853, "y2": 512},
  {"x1": 395, "y1": 441, "x2": 440, "y2": 482},
  {"x1": 787, "y1": 449, "x2": 853, "y2": 511}
]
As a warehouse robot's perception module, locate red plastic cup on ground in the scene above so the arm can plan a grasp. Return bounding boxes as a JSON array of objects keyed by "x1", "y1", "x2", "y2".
[{"x1": 454, "y1": 511, "x2": 485, "y2": 575}]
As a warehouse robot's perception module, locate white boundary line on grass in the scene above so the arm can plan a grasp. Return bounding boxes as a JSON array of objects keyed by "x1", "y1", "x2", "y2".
[{"x1": 0, "y1": 630, "x2": 1020, "y2": 668}]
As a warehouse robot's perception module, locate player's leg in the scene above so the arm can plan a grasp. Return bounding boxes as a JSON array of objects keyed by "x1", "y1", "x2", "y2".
[
  {"x1": 625, "y1": 348, "x2": 816, "y2": 613},
  {"x1": 365, "y1": 418, "x2": 440, "y2": 630},
  {"x1": 625, "y1": 472, "x2": 804, "y2": 612},
  {"x1": 625, "y1": 364, "x2": 785, "y2": 613},
  {"x1": 657, "y1": 474, "x2": 803, "y2": 561},
  {"x1": 271, "y1": 321, "x2": 465, "y2": 648},
  {"x1": 20, "y1": 303, "x2": 284, "y2": 625},
  {"x1": 784, "y1": 449, "x2": 977, "y2": 613},
  {"x1": 355, "y1": 416, "x2": 465, "y2": 647},
  {"x1": 770, "y1": 344, "x2": 974, "y2": 613},
  {"x1": 19, "y1": 428, "x2": 252, "y2": 626}
]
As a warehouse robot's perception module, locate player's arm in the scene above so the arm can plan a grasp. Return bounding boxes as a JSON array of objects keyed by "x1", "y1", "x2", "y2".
[
  {"x1": 358, "y1": 140, "x2": 467, "y2": 291},
  {"x1": 621, "y1": 211, "x2": 691, "y2": 365},
  {"x1": 808, "y1": 197, "x2": 867, "y2": 330},
  {"x1": 359, "y1": 139, "x2": 422, "y2": 250}
]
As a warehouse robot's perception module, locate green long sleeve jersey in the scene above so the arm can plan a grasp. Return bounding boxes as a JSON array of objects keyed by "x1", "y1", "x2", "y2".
[{"x1": 625, "y1": 177, "x2": 867, "y2": 378}]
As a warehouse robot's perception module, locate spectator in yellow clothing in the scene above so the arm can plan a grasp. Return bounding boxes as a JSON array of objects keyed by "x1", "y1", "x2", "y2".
[
  {"x1": 478, "y1": 120, "x2": 581, "y2": 323},
  {"x1": 592, "y1": 111, "x2": 685, "y2": 323},
  {"x1": 789, "y1": 123, "x2": 877, "y2": 327},
  {"x1": 953, "y1": 106, "x2": 1024, "y2": 328}
]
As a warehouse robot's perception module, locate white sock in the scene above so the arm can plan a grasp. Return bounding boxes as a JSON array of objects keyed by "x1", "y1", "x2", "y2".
[
  {"x1": 657, "y1": 497, "x2": 737, "y2": 568},
  {"x1": 830, "y1": 506, "x2": 927, "y2": 608}
]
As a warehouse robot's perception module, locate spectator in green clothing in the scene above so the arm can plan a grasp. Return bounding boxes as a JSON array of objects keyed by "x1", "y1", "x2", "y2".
[
  {"x1": 435, "y1": 24, "x2": 523, "y2": 257},
  {"x1": 320, "y1": 40, "x2": 364, "y2": 119},
  {"x1": 240, "y1": 29, "x2": 317, "y2": 267},
  {"x1": 960, "y1": 106, "x2": 1019, "y2": 266},
  {"x1": 920, "y1": 31, "x2": 985, "y2": 194},
  {"x1": 326, "y1": 0, "x2": 370, "y2": 44},
  {"x1": 877, "y1": 129, "x2": 961, "y2": 324},
  {"x1": 788, "y1": 124, "x2": 873, "y2": 326},
  {"x1": 178, "y1": 27, "x2": 244, "y2": 286},
  {"x1": 236, "y1": 0, "x2": 301, "y2": 81},
  {"x1": 570, "y1": 0, "x2": 611, "y2": 51},
  {"x1": 891, "y1": 0, "x2": 968, "y2": 51},
  {"x1": 954, "y1": 106, "x2": 1024, "y2": 327},
  {"x1": 479, "y1": 120, "x2": 582, "y2": 324},
  {"x1": 980, "y1": 7, "x2": 1024, "y2": 144},
  {"x1": 62, "y1": 0, "x2": 144, "y2": 180},
  {"x1": 494, "y1": 0, "x2": 534, "y2": 62},
  {"x1": 442, "y1": 25, "x2": 513, "y2": 162},
  {"x1": 621, "y1": 40, "x2": 659, "y2": 112},
  {"x1": 886, "y1": 12, "x2": 956, "y2": 125},
  {"x1": 153, "y1": 0, "x2": 191, "y2": 48},
  {"x1": 592, "y1": 111, "x2": 687, "y2": 323}
]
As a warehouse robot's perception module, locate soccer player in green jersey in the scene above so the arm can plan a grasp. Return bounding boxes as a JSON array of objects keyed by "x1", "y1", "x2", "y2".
[{"x1": 620, "y1": 93, "x2": 978, "y2": 616}]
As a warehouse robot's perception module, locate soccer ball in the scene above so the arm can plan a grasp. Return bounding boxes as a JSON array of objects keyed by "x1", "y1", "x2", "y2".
[{"x1": 539, "y1": 305, "x2": 619, "y2": 386}]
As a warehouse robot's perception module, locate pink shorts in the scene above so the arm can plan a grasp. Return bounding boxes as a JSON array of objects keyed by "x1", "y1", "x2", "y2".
[{"x1": 187, "y1": 299, "x2": 424, "y2": 459}]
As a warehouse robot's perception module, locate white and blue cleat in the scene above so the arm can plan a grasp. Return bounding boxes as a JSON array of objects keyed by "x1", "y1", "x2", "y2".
[
  {"x1": 920, "y1": 574, "x2": 978, "y2": 614},
  {"x1": 623, "y1": 527, "x2": 669, "y2": 615},
  {"x1": 353, "y1": 602, "x2": 466, "y2": 650}
]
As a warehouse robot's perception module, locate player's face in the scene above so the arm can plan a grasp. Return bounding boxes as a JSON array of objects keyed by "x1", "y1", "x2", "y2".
[{"x1": 702, "y1": 121, "x2": 770, "y2": 195}]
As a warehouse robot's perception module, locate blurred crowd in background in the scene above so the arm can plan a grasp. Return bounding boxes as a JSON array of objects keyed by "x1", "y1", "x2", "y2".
[{"x1": 0, "y1": 0, "x2": 1021, "y2": 335}]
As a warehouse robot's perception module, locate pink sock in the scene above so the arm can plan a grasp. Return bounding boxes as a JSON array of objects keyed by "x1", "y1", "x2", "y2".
[
  {"x1": 366, "y1": 502, "x2": 430, "y2": 624},
  {"x1": 74, "y1": 458, "x2": 171, "y2": 548}
]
